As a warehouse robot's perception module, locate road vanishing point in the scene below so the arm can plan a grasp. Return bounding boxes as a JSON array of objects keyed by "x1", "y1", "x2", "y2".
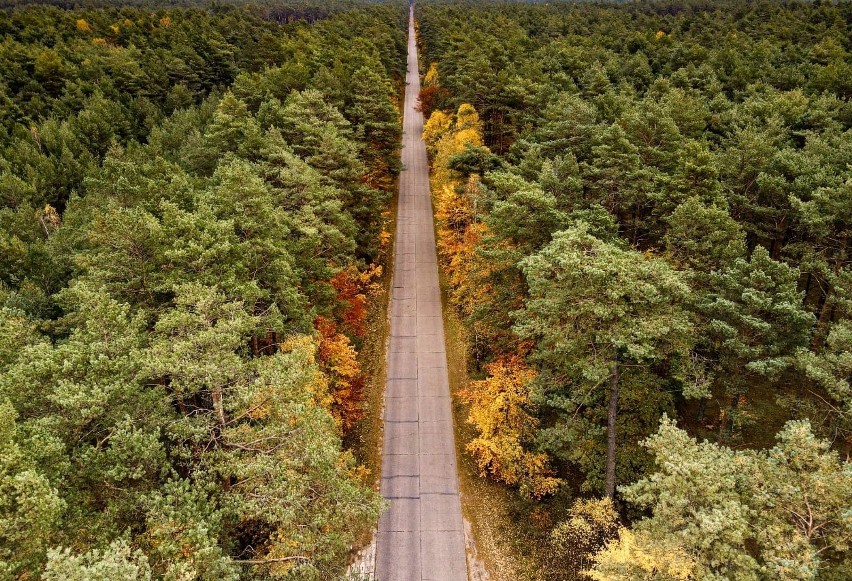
[{"x1": 374, "y1": 8, "x2": 469, "y2": 581}]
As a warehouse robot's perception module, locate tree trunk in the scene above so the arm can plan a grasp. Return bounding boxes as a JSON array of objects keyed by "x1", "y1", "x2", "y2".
[
  {"x1": 811, "y1": 284, "x2": 834, "y2": 350},
  {"x1": 606, "y1": 351, "x2": 619, "y2": 499},
  {"x1": 803, "y1": 272, "x2": 813, "y2": 305},
  {"x1": 811, "y1": 255, "x2": 844, "y2": 350},
  {"x1": 724, "y1": 393, "x2": 739, "y2": 442},
  {"x1": 213, "y1": 386, "x2": 226, "y2": 429}
]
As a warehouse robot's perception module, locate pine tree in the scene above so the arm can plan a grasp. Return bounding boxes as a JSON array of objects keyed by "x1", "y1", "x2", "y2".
[
  {"x1": 699, "y1": 246, "x2": 815, "y2": 439},
  {"x1": 515, "y1": 223, "x2": 692, "y2": 497},
  {"x1": 589, "y1": 417, "x2": 852, "y2": 580}
]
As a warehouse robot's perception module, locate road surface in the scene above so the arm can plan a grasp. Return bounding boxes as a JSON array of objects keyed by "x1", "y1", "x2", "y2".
[{"x1": 374, "y1": 8, "x2": 469, "y2": 581}]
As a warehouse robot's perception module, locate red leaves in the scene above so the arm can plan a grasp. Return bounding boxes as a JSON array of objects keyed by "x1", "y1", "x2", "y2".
[
  {"x1": 330, "y1": 267, "x2": 368, "y2": 338},
  {"x1": 330, "y1": 264, "x2": 382, "y2": 338},
  {"x1": 417, "y1": 85, "x2": 450, "y2": 118},
  {"x1": 315, "y1": 315, "x2": 364, "y2": 431},
  {"x1": 314, "y1": 263, "x2": 382, "y2": 431}
]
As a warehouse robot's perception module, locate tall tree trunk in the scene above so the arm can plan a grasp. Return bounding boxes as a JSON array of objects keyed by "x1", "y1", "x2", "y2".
[
  {"x1": 803, "y1": 272, "x2": 813, "y2": 306},
  {"x1": 606, "y1": 351, "x2": 619, "y2": 499},
  {"x1": 697, "y1": 398, "x2": 707, "y2": 423},
  {"x1": 811, "y1": 288, "x2": 832, "y2": 350},
  {"x1": 811, "y1": 254, "x2": 845, "y2": 350},
  {"x1": 213, "y1": 385, "x2": 226, "y2": 428},
  {"x1": 724, "y1": 393, "x2": 739, "y2": 443},
  {"x1": 770, "y1": 228, "x2": 785, "y2": 260}
]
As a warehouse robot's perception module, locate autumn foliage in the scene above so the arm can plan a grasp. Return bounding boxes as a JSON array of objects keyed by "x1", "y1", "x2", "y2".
[
  {"x1": 315, "y1": 263, "x2": 384, "y2": 431},
  {"x1": 417, "y1": 62, "x2": 450, "y2": 118},
  {"x1": 314, "y1": 315, "x2": 364, "y2": 432},
  {"x1": 330, "y1": 265, "x2": 375, "y2": 338},
  {"x1": 424, "y1": 104, "x2": 486, "y2": 296},
  {"x1": 460, "y1": 356, "x2": 560, "y2": 499},
  {"x1": 426, "y1": 103, "x2": 559, "y2": 497},
  {"x1": 549, "y1": 498, "x2": 620, "y2": 574}
]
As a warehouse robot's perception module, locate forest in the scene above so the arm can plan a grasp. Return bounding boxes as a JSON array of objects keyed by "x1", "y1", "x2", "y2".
[
  {"x1": 0, "y1": 0, "x2": 406, "y2": 578},
  {"x1": 416, "y1": 0, "x2": 852, "y2": 578},
  {"x1": 2, "y1": 0, "x2": 852, "y2": 579}
]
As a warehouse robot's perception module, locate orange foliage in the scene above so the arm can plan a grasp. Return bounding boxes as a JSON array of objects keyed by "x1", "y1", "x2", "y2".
[
  {"x1": 435, "y1": 177, "x2": 487, "y2": 313},
  {"x1": 330, "y1": 264, "x2": 382, "y2": 338},
  {"x1": 427, "y1": 103, "x2": 560, "y2": 498},
  {"x1": 379, "y1": 229, "x2": 392, "y2": 251},
  {"x1": 417, "y1": 85, "x2": 450, "y2": 119},
  {"x1": 314, "y1": 316, "x2": 364, "y2": 431},
  {"x1": 427, "y1": 105, "x2": 485, "y2": 291},
  {"x1": 427, "y1": 107, "x2": 506, "y2": 324},
  {"x1": 37, "y1": 204, "x2": 61, "y2": 235},
  {"x1": 460, "y1": 356, "x2": 561, "y2": 499},
  {"x1": 312, "y1": 262, "x2": 384, "y2": 431}
]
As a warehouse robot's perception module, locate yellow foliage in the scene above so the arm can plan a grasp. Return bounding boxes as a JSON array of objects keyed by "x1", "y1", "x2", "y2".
[
  {"x1": 434, "y1": 178, "x2": 493, "y2": 320},
  {"x1": 453, "y1": 127, "x2": 483, "y2": 148},
  {"x1": 159, "y1": 16, "x2": 172, "y2": 27},
  {"x1": 314, "y1": 316, "x2": 364, "y2": 431},
  {"x1": 363, "y1": 264, "x2": 384, "y2": 297},
  {"x1": 447, "y1": 220, "x2": 488, "y2": 316},
  {"x1": 110, "y1": 24, "x2": 120, "y2": 34},
  {"x1": 656, "y1": 30, "x2": 667, "y2": 39},
  {"x1": 262, "y1": 530, "x2": 305, "y2": 577},
  {"x1": 426, "y1": 103, "x2": 560, "y2": 496},
  {"x1": 280, "y1": 335, "x2": 332, "y2": 410},
  {"x1": 424, "y1": 62, "x2": 440, "y2": 87},
  {"x1": 586, "y1": 528, "x2": 696, "y2": 580},
  {"x1": 429, "y1": 105, "x2": 486, "y2": 258},
  {"x1": 423, "y1": 110, "x2": 452, "y2": 152},
  {"x1": 461, "y1": 356, "x2": 560, "y2": 498},
  {"x1": 321, "y1": 331, "x2": 359, "y2": 380},
  {"x1": 75, "y1": 18, "x2": 91, "y2": 33},
  {"x1": 92, "y1": 38, "x2": 108, "y2": 46},
  {"x1": 455, "y1": 104, "x2": 483, "y2": 133},
  {"x1": 429, "y1": 104, "x2": 483, "y2": 187},
  {"x1": 37, "y1": 204, "x2": 61, "y2": 235},
  {"x1": 550, "y1": 498, "x2": 619, "y2": 570}
]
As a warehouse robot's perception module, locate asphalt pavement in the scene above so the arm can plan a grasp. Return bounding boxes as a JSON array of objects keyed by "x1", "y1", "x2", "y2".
[{"x1": 373, "y1": 8, "x2": 469, "y2": 581}]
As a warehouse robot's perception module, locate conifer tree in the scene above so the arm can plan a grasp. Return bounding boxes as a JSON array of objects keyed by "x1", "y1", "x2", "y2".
[{"x1": 516, "y1": 223, "x2": 692, "y2": 497}]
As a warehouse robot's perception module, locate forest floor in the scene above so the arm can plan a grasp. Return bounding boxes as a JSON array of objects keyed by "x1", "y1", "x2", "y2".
[
  {"x1": 348, "y1": 208, "x2": 396, "y2": 483},
  {"x1": 440, "y1": 272, "x2": 550, "y2": 581},
  {"x1": 344, "y1": 191, "x2": 396, "y2": 578}
]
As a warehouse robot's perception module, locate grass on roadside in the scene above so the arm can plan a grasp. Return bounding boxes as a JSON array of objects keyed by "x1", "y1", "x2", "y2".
[{"x1": 439, "y1": 270, "x2": 558, "y2": 581}]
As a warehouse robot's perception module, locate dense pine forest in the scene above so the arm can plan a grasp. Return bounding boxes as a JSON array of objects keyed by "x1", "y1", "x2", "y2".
[
  {"x1": 416, "y1": 0, "x2": 852, "y2": 579},
  {"x1": 0, "y1": 1, "x2": 406, "y2": 578},
  {"x1": 2, "y1": 0, "x2": 852, "y2": 579}
]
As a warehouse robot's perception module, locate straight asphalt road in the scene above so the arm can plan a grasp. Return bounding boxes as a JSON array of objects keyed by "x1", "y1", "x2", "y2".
[{"x1": 374, "y1": 8, "x2": 469, "y2": 581}]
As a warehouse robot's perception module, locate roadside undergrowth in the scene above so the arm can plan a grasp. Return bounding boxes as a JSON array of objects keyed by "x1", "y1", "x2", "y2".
[{"x1": 440, "y1": 255, "x2": 556, "y2": 581}]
